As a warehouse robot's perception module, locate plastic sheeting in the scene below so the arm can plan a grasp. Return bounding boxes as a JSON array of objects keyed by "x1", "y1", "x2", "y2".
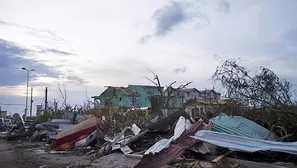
[
  {"x1": 144, "y1": 116, "x2": 191, "y2": 155},
  {"x1": 191, "y1": 130, "x2": 297, "y2": 155}
]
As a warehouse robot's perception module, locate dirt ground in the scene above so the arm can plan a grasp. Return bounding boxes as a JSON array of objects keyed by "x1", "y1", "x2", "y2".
[
  {"x1": 0, "y1": 139, "x2": 172, "y2": 168},
  {"x1": 0, "y1": 139, "x2": 93, "y2": 168}
]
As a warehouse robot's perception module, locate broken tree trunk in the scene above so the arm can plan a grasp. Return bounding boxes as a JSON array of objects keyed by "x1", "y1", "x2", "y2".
[{"x1": 149, "y1": 95, "x2": 164, "y2": 119}]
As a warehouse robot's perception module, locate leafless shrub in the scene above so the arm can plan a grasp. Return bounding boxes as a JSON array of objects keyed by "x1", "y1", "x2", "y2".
[
  {"x1": 213, "y1": 59, "x2": 297, "y2": 140},
  {"x1": 85, "y1": 107, "x2": 148, "y2": 137},
  {"x1": 145, "y1": 69, "x2": 192, "y2": 109}
]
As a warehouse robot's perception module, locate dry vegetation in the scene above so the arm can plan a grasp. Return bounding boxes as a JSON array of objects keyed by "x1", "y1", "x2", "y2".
[
  {"x1": 85, "y1": 107, "x2": 148, "y2": 136},
  {"x1": 213, "y1": 59, "x2": 297, "y2": 141}
]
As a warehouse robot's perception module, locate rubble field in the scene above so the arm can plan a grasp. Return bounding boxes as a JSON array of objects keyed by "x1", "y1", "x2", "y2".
[
  {"x1": 0, "y1": 140, "x2": 91, "y2": 168},
  {"x1": 1, "y1": 107, "x2": 297, "y2": 168}
]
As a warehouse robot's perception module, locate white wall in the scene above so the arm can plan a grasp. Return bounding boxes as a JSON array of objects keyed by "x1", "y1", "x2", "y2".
[{"x1": 184, "y1": 90, "x2": 201, "y2": 101}]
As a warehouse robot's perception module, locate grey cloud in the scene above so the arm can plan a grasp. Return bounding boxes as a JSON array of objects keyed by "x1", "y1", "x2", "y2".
[
  {"x1": 256, "y1": 28, "x2": 297, "y2": 58},
  {"x1": 174, "y1": 66, "x2": 187, "y2": 73},
  {"x1": 0, "y1": 20, "x2": 65, "y2": 42},
  {"x1": 140, "y1": 0, "x2": 209, "y2": 43},
  {"x1": 153, "y1": 1, "x2": 189, "y2": 36},
  {"x1": 30, "y1": 82, "x2": 56, "y2": 87},
  {"x1": 67, "y1": 76, "x2": 87, "y2": 85},
  {"x1": 213, "y1": 53, "x2": 224, "y2": 61},
  {"x1": 39, "y1": 48, "x2": 75, "y2": 56},
  {"x1": 0, "y1": 39, "x2": 60, "y2": 86},
  {"x1": 138, "y1": 35, "x2": 152, "y2": 44},
  {"x1": 218, "y1": 1, "x2": 231, "y2": 14}
]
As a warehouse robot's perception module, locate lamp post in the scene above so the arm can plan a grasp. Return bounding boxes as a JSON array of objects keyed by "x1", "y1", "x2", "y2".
[{"x1": 22, "y1": 67, "x2": 34, "y2": 120}]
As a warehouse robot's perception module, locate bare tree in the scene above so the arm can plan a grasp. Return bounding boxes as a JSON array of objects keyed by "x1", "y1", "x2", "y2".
[
  {"x1": 57, "y1": 83, "x2": 67, "y2": 107},
  {"x1": 83, "y1": 85, "x2": 93, "y2": 110},
  {"x1": 213, "y1": 59, "x2": 297, "y2": 140},
  {"x1": 213, "y1": 59, "x2": 293, "y2": 111},
  {"x1": 145, "y1": 69, "x2": 192, "y2": 109},
  {"x1": 144, "y1": 69, "x2": 164, "y2": 98}
]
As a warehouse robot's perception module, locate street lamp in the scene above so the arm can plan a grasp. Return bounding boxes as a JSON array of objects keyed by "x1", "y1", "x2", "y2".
[{"x1": 22, "y1": 67, "x2": 34, "y2": 120}]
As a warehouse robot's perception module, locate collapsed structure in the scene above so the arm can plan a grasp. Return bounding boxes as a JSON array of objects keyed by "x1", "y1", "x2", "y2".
[{"x1": 2, "y1": 98, "x2": 297, "y2": 168}]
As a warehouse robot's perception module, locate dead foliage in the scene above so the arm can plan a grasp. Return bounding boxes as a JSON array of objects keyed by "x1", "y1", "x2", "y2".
[
  {"x1": 213, "y1": 59, "x2": 297, "y2": 141},
  {"x1": 85, "y1": 107, "x2": 148, "y2": 137},
  {"x1": 145, "y1": 69, "x2": 192, "y2": 109}
]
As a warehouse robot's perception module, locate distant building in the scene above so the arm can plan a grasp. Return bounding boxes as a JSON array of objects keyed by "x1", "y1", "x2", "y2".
[
  {"x1": 93, "y1": 85, "x2": 222, "y2": 114},
  {"x1": 184, "y1": 99, "x2": 227, "y2": 118},
  {"x1": 98, "y1": 86, "x2": 138, "y2": 108},
  {"x1": 199, "y1": 89, "x2": 221, "y2": 100},
  {"x1": 164, "y1": 87, "x2": 221, "y2": 109},
  {"x1": 127, "y1": 85, "x2": 163, "y2": 107},
  {"x1": 92, "y1": 85, "x2": 163, "y2": 109},
  {"x1": 0, "y1": 111, "x2": 7, "y2": 118},
  {"x1": 164, "y1": 87, "x2": 185, "y2": 108}
]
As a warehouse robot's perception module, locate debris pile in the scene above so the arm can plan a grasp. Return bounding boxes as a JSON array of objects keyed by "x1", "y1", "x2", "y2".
[{"x1": 1, "y1": 107, "x2": 297, "y2": 168}]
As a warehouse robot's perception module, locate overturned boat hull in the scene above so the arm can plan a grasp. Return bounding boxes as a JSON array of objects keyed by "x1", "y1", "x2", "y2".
[{"x1": 56, "y1": 117, "x2": 103, "y2": 150}]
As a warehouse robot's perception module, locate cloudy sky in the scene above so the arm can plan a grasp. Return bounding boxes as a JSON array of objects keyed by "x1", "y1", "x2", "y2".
[{"x1": 1, "y1": 0, "x2": 297, "y2": 115}]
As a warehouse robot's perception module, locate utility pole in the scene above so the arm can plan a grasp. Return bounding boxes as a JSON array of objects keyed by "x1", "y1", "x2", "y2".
[
  {"x1": 40, "y1": 102, "x2": 43, "y2": 115},
  {"x1": 25, "y1": 70, "x2": 29, "y2": 118},
  {"x1": 45, "y1": 87, "x2": 48, "y2": 114},
  {"x1": 54, "y1": 99, "x2": 57, "y2": 113},
  {"x1": 21, "y1": 68, "x2": 34, "y2": 120},
  {"x1": 30, "y1": 87, "x2": 33, "y2": 117},
  {"x1": 54, "y1": 99, "x2": 59, "y2": 118}
]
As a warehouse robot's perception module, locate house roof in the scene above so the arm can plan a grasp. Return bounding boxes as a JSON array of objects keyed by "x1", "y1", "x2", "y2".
[
  {"x1": 165, "y1": 87, "x2": 199, "y2": 97},
  {"x1": 178, "y1": 88, "x2": 200, "y2": 95},
  {"x1": 164, "y1": 86, "x2": 183, "y2": 97},
  {"x1": 100, "y1": 86, "x2": 138, "y2": 97},
  {"x1": 165, "y1": 88, "x2": 221, "y2": 98},
  {"x1": 200, "y1": 89, "x2": 221, "y2": 95},
  {"x1": 119, "y1": 87, "x2": 138, "y2": 95},
  {"x1": 128, "y1": 85, "x2": 164, "y2": 89}
]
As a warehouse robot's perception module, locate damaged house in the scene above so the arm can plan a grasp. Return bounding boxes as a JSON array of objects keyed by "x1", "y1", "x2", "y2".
[
  {"x1": 94, "y1": 86, "x2": 139, "y2": 109},
  {"x1": 184, "y1": 99, "x2": 227, "y2": 118},
  {"x1": 165, "y1": 88, "x2": 223, "y2": 117},
  {"x1": 93, "y1": 85, "x2": 223, "y2": 118},
  {"x1": 92, "y1": 85, "x2": 163, "y2": 109}
]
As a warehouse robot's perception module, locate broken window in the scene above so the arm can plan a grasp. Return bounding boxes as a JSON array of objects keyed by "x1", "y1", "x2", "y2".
[{"x1": 105, "y1": 99, "x2": 112, "y2": 106}]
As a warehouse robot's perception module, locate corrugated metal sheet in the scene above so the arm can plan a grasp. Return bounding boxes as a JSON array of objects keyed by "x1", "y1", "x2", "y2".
[
  {"x1": 135, "y1": 144, "x2": 185, "y2": 168},
  {"x1": 210, "y1": 113, "x2": 275, "y2": 140},
  {"x1": 191, "y1": 130, "x2": 297, "y2": 155},
  {"x1": 134, "y1": 120, "x2": 212, "y2": 168},
  {"x1": 119, "y1": 87, "x2": 138, "y2": 96}
]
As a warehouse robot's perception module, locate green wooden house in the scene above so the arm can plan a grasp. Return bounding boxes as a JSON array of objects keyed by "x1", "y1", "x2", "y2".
[
  {"x1": 92, "y1": 85, "x2": 163, "y2": 108},
  {"x1": 164, "y1": 86, "x2": 185, "y2": 108},
  {"x1": 128, "y1": 85, "x2": 163, "y2": 107},
  {"x1": 97, "y1": 86, "x2": 139, "y2": 108}
]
